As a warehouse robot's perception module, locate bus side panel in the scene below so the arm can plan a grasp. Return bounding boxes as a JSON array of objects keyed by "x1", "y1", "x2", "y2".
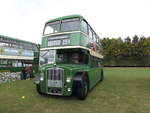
[
  {"x1": 70, "y1": 33, "x2": 80, "y2": 46},
  {"x1": 88, "y1": 67, "x2": 101, "y2": 89},
  {"x1": 41, "y1": 36, "x2": 48, "y2": 48},
  {"x1": 80, "y1": 33, "x2": 89, "y2": 47}
]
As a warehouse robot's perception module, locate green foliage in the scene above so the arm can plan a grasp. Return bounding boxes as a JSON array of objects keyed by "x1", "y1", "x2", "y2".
[{"x1": 101, "y1": 36, "x2": 150, "y2": 66}]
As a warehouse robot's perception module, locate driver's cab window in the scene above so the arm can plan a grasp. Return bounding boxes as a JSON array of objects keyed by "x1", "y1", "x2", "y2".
[
  {"x1": 57, "y1": 53, "x2": 67, "y2": 63},
  {"x1": 71, "y1": 53, "x2": 80, "y2": 64}
]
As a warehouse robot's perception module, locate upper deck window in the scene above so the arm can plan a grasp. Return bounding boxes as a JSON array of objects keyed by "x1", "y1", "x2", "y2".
[
  {"x1": 81, "y1": 20, "x2": 88, "y2": 34},
  {"x1": 88, "y1": 26, "x2": 93, "y2": 42},
  {"x1": 61, "y1": 18, "x2": 80, "y2": 32},
  {"x1": 44, "y1": 18, "x2": 80, "y2": 35},
  {"x1": 44, "y1": 21, "x2": 60, "y2": 35}
]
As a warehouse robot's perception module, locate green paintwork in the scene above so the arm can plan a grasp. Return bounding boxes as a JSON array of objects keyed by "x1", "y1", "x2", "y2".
[
  {"x1": 39, "y1": 15, "x2": 103, "y2": 96},
  {"x1": 39, "y1": 63, "x2": 103, "y2": 96},
  {"x1": 42, "y1": 32, "x2": 92, "y2": 49}
]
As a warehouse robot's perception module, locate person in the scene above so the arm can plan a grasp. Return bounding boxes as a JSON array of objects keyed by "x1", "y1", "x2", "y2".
[
  {"x1": 22, "y1": 67, "x2": 26, "y2": 80},
  {"x1": 25, "y1": 64, "x2": 30, "y2": 80}
]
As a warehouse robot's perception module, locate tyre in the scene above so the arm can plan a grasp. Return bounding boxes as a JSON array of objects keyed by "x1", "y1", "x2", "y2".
[
  {"x1": 36, "y1": 84, "x2": 44, "y2": 95},
  {"x1": 100, "y1": 70, "x2": 104, "y2": 82},
  {"x1": 76, "y1": 76, "x2": 89, "y2": 100}
]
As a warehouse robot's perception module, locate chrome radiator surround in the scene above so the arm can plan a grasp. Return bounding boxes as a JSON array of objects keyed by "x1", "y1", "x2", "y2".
[{"x1": 46, "y1": 67, "x2": 64, "y2": 95}]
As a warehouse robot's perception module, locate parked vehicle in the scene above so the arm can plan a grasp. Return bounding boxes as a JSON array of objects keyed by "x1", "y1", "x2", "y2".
[{"x1": 34, "y1": 15, "x2": 104, "y2": 100}]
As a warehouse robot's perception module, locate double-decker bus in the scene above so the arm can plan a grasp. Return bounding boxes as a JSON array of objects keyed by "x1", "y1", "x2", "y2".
[
  {"x1": 35, "y1": 15, "x2": 104, "y2": 100},
  {"x1": 0, "y1": 35, "x2": 39, "y2": 83}
]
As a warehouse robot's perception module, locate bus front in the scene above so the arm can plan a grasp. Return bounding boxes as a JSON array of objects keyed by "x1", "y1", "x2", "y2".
[{"x1": 35, "y1": 16, "x2": 90, "y2": 97}]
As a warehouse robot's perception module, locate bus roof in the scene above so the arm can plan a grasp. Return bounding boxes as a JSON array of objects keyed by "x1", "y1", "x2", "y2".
[
  {"x1": 0, "y1": 35, "x2": 37, "y2": 45},
  {"x1": 46, "y1": 14, "x2": 85, "y2": 23}
]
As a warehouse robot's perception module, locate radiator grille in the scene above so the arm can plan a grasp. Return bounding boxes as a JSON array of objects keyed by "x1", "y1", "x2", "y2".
[{"x1": 47, "y1": 68, "x2": 64, "y2": 88}]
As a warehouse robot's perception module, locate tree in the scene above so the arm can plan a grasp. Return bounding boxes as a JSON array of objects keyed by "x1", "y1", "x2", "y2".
[{"x1": 132, "y1": 35, "x2": 139, "y2": 44}]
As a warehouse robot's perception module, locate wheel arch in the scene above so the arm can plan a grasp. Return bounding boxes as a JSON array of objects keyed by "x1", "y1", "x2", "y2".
[{"x1": 73, "y1": 71, "x2": 90, "y2": 89}]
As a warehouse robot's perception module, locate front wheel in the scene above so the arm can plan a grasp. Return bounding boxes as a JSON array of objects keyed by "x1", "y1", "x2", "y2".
[
  {"x1": 36, "y1": 84, "x2": 44, "y2": 95},
  {"x1": 76, "y1": 76, "x2": 89, "y2": 100}
]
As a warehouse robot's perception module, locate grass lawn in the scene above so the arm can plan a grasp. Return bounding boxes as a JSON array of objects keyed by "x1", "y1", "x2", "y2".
[{"x1": 0, "y1": 68, "x2": 150, "y2": 113}]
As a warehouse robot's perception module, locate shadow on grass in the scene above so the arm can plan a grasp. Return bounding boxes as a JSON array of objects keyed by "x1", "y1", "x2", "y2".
[{"x1": 38, "y1": 93, "x2": 78, "y2": 101}]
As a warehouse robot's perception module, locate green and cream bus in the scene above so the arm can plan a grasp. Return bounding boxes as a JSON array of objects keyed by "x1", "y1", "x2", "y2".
[
  {"x1": 0, "y1": 35, "x2": 39, "y2": 83},
  {"x1": 35, "y1": 15, "x2": 103, "y2": 100}
]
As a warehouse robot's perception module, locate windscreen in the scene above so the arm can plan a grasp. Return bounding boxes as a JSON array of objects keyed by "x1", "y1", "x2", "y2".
[{"x1": 40, "y1": 50, "x2": 56, "y2": 66}]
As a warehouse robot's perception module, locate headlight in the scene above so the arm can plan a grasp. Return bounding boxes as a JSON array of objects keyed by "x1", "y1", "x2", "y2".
[
  {"x1": 66, "y1": 77, "x2": 72, "y2": 83},
  {"x1": 40, "y1": 77, "x2": 44, "y2": 81},
  {"x1": 40, "y1": 71, "x2": 44, "y2": 81},
  {"x1": 67, "y1": 88, "x2": 71, "y2": 92}
]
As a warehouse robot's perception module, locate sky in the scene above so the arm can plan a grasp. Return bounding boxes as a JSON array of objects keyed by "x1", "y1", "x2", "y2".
[{"x1": 0, "y1": 0, "x2": 150, "y2": 44}]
